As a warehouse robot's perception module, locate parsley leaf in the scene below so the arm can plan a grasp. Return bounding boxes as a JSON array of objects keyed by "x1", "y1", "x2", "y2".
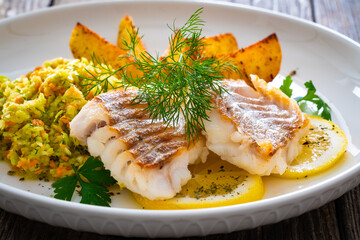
[
  {"x1": 77, "y1": 156, "x2": 116, "y2": 186},
  {"x1": 52, "y1": 175, "x2": 77, "y2": 201},
  {"x1": 279, "y1": 76, "x2": 331, "y2": 120},
  {"x1": 52, "y1": 156, "x2": 117, "y2": 207},
  {"x1": 279, "y1": 75, "x2": 293, "y2": 98},
  {"x1": 295, "y1": 81, "x2": 331, "y2": 120},
  {"x1": 79, "y1": 181, "x2": 112, "y2": 206}
]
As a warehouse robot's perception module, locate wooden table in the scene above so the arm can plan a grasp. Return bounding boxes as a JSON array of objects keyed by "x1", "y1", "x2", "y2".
[{"x1": 0, "y1": 0, "x2": 359, "y2": 239}]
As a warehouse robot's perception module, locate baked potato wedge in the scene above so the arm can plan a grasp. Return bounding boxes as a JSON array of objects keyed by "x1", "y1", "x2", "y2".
[
  {"x1": 222, "y1": 33, "x2": 282, "y2": 84},
  {"x1": 117, "y1": 14, "x2": 147, "y2": 57},
  {"x1": 201, "y1": 33, "x2": 238, "y2": 57},
  {"x1": 161, "y1": 32, "x2": 238, "y2": 60},
  {"x1": 69, "y1": 22, "x2": 142, "y2": 77}
]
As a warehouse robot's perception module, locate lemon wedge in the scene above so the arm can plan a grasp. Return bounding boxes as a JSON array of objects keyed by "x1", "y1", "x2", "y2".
[
  {"x1": 278, "y1": 115, "x2": 347, "y2": 179},
  {"x1": 132, "y1": 153, "x2": 264, "y2": 210}
]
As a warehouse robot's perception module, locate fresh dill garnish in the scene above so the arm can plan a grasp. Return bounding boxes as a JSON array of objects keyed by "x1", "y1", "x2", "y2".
[
  {"x1": 84, "y1": 8, "x2": 237, "y2": 143},
  {"x1": 79, "y1": 54, "x2": 122, "y2": 97},
  {"x1": 279, "y1": 76, "x2": 331, "y2": 120},
  {"x1": 52, "y1": 156, "x2": 117, "y2": 207}
]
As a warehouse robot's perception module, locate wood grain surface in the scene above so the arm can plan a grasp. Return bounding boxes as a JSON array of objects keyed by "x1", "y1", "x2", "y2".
[{"x1": 0, "y1": 0, "x2": 359, "y2": 239}]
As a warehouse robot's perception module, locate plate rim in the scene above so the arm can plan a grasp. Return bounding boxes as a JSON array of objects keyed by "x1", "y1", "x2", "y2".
[{"x1": 0, "y1": 0, "x2": 359, "y2": 47}]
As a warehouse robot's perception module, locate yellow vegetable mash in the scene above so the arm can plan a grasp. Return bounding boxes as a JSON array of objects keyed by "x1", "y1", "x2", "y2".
[{"x1": 0, "y1": 58, "x2": 106, "y2": 179}]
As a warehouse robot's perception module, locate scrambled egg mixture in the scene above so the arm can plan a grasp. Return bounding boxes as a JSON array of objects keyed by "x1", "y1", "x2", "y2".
[{"x1": 0, "y1": 58, "x2": 97, "y2": 180}]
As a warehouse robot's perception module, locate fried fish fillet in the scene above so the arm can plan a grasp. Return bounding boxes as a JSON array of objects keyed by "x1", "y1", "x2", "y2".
[
  {"x1": 70, "y1": 88, "x2": 208, "y2": 200},
  {"x1": 203, "y1": 75, "x2": 310, "y2": 175}
]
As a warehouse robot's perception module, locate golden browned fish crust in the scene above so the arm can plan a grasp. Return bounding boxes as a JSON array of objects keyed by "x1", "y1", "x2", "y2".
[
  {"x1": 214, "y1": 76, "x2": 310, "y2": 159},
  {"x1": 92, "y1": 88, "x2": 188, "y2": 168}
]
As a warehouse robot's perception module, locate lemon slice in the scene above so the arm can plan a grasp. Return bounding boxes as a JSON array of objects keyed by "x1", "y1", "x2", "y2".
[
  {"x1": 132, "y1": 154, "x2": 265, "y2": 210},
  {"x1": 278, "y1": 115, "x2": 347, "y2": 179}
]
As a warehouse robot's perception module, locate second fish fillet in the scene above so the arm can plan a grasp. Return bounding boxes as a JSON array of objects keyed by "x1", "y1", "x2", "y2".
[{"x1": 204, "y1": 75, "x2": 310, "y2": 175}]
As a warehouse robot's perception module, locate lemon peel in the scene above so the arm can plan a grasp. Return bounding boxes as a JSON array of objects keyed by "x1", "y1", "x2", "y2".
[{"x1": 278, "y1": 115, "x2": 347, "y2": 179}]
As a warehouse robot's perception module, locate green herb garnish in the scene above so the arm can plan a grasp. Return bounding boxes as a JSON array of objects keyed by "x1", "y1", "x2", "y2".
[
  {"x1": 279, "y1": 75, "x2": 293, "y2": 98},
  {"x1": 82, "y1": 8, "x2": 237, "y2": 143},
  {"x1": 279, "y1": 76, "x2": 331, "y2": 120},
  {"x1": 80, "y1": 54, "x2": 121, "y2": 97},
  {"x1": 52, "y1": 156, "x2": 117, "y2": 207},
  {"x1": 122, "y1": 8, "x2": 237, "y2": 142}
]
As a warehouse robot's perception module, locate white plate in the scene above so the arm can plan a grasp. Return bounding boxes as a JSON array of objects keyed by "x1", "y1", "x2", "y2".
[{"x1": 0, "y1": 0, "x2": 359, "y2": 238}]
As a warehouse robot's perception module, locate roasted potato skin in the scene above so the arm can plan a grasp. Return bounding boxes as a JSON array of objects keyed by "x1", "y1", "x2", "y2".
[
  {"x1": 117, "y1": 14, "x2": 147, "y2": 56},
  {"x1": 159, "y1": 33, "x2": 281, "y2": 85},
  {"x1": 69, "y1": 22, "x2": 142, "y2": 77},
  {"x1": 70, "y1": 18, "x2": 281, "y2": 85},
  {"x1": 201, "y1": 33, "x2": 238, "y2": 58},
  {"x1": 161, "y1": 32, "x2": 239, "y2": 59},
  {"x1": 222, "y1": 33, "x2": 282, "y2": 84}
]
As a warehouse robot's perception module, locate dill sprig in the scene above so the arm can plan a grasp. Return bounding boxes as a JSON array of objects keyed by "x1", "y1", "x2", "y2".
[
  {"x1": 120, "y1": 8, "x2": 237, "y2": 142},
  {"x1": 80, "y1": 54, "x2": 122, "y2": 97}
]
